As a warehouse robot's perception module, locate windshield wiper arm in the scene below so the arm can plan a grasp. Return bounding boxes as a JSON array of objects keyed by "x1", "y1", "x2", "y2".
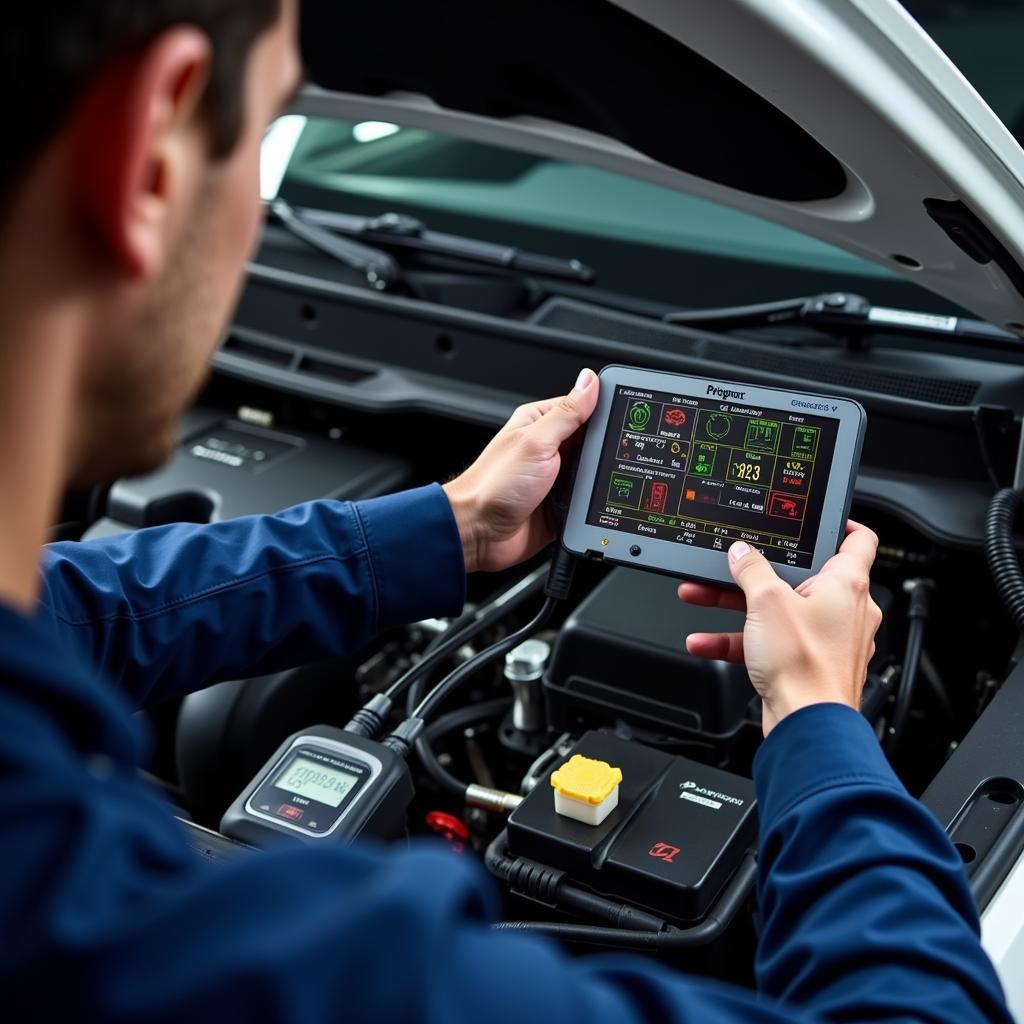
[
  {"x1": 268, "y1": 199, "x2": 402, "y2": 292},
  {"x1": 295, "y1": 207, "x2": 596, "y2": 285},
  {"x1": 665, "y1": 291, "x2": 1019, "y2": 350}
]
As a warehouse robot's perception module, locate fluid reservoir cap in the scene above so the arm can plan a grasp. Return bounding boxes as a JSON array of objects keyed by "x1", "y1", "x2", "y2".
[
  {"x1": 551, "y1": 754, "x2": 622, "y2": 805},
  {"x1": 504, "y1": 638, "x2": 551, "y2": 682}
]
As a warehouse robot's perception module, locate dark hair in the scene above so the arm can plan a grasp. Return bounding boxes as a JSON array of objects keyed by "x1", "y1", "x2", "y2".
[{"x1": 1, "y1": 1, "x2": 281, "y2": 194}]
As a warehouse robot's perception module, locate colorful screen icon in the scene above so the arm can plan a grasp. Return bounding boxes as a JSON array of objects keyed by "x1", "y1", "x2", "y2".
[
  {"x1": 628, "y1": 402, "x2": 652, "y2": 432},
  {"x1": 744, "y1": 418, "x2": 780, "y2": 453},
  {"x1": 705, "y1": 413, "x2": 731, "y2": 440},
  {"x1": 608, "y1": 473, "x2": 642, "y2": 508},
  {"x1": 769, "y1": 492, "x2": 806, "y2": 519},
  {"x1": 791, "y1": 426, "x2": 819, "y2": 458},
  {"x1": 692, "y1": 444, "x2": 716, "y2": 476},
  {"x1": 644, "y1": 481, "x2": 669, "y2": 514}
]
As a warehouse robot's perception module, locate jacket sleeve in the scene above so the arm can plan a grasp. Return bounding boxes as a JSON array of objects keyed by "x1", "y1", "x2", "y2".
[
  {"x1": 752, "y1": 702, "x2": 1012, "y2": 1023},
  {"x1": 5, "y1": 656, "x2": 1012, "y2": 1024},
  {"x1": 37, "y1": 484, "x2": 466, "y2": 710}
]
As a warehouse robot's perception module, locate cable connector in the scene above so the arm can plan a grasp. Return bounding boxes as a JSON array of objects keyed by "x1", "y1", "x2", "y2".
[
  {"x1": 343, "y1": 693, "x2": 392, "y2": 739},
  {"x1": 505, "y1": 857, "x2": 566, "y2": 906},
  {"x1": 382, "y1": 717, "x2": 425, "y2": 759},
  {"x1": 903, "y1": 578, "x2": 935, "y2": 620},
  {"x1": 544, "y1": 545, "x2": 577, "y2": 602},
  {"x1": 465, "y1": 785, "x2": 523, "y2": 815}
]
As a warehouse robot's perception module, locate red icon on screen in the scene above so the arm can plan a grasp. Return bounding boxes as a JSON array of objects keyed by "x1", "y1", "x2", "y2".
[
  {"x1": 769, "y1": 493, "x2": 805, "y2": 519},
  {"x1": 648, "y1": 842, "x2": 681, "y2": 864},
  {"x1": 663, "y1": 408, "x2": 687, "y2": 428},
  {"x1": 644, "y1": 482, "x2": 669, "y2": 514}
]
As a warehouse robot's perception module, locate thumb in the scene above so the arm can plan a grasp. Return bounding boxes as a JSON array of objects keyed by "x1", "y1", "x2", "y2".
[
  {"x1": 728, "y1": 541, "x2": 783, "y2": 601},
  {"x1": 523, "y1": 368, "x2": 599, "y2": 453}
]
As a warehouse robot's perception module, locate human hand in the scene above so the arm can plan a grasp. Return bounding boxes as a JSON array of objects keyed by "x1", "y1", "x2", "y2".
[
  {"x1": 678, "y1": 522, "x2": 882, "y2": 736},
  {"x1": 442, "y1": 369, "x2": 599, "y2": 573}
]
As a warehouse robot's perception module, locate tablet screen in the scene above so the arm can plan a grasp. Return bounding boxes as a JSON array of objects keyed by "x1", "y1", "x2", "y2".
[{"x1": 585, "y1": 385, "x2": 841, "y2": 570}]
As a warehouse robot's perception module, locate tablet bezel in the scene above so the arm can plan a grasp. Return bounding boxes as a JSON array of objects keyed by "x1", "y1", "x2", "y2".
[{"x1": 562, "y1": 365, "x2": 866, "y2": 588}]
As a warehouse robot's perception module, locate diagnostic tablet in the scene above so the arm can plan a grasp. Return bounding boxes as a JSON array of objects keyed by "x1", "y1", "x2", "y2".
[{"x1": 562, "y1": 366, "x2": 866, "y2": 588}]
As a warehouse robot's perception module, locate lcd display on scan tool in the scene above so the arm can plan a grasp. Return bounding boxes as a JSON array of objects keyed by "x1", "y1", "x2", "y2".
[
  {"x1": 587, "y1": 386, "x2": 839, "y2": 571},
  {"x1": 562, "y1": 367, "x2": 865, "y2": 588}
]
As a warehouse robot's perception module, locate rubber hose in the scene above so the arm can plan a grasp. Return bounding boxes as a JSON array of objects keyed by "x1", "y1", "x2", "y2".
[{"x1": 985, "y1": 489, "x2": 1024, "y2": 631}]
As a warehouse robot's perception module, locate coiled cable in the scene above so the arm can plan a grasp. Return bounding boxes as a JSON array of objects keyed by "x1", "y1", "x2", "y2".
[{"x1": 985, "y1": 489, "x2": 1024, "y2": 632}]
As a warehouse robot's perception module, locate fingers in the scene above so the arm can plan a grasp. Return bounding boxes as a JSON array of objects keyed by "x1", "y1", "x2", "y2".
[
  {"x1": 677, "y1": 581, "x2": 747, "y2": 612},
  {"x1": 686, "y1": 631, "x2": 745, "y2": 664},
  {"x1": 728, "y1": 541, "x2": 786, "y2": 602},
  {"x1": 519, "y1": 368, "x2": 599, "y2": 454},
  {"x1": 505, "y1": 398, "x2": 553, "y2": 430},
  {"x1": 837, "y1": 520, "x2": 879, "y2": 570},
  {"x1": 816, "y1": 520, "x2": 879, "y2": 583}
]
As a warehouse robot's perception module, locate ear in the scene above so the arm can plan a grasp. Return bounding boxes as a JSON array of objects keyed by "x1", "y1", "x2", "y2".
[{"x1": 72, "y1": 28, "x2": 213, "y2": 280}]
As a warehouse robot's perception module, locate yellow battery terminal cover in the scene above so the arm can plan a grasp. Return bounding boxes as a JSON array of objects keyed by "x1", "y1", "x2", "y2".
[{"x1": 550, "y1": 754, "x2": 623, "y2": 805}]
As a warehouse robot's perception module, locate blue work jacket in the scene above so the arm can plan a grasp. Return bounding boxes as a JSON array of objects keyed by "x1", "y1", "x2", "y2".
[{"x1": 0, "y1": 483, "x2": 1011, "y2": 1022}]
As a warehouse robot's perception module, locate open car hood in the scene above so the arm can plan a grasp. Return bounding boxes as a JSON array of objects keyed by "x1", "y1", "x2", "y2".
[{"x1": 300, "y1": 0, "x2": 1024, "y2": 334}]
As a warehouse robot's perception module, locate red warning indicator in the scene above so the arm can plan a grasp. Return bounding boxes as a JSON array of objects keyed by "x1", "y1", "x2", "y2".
[
  {"x1": 663, "y1": 407, "x2": 688, "y2": 429},
  {"x1": 769, "y1": 492, "x2": 805, "y2": 520},
  {"x1": 644, "y1": 481, "x2": 669, "y2": 514}
]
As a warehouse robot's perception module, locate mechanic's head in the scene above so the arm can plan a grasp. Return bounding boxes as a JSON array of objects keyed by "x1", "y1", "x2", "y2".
[{"x1": 0, "y1": 1, "x2": 301, "y2": 484}]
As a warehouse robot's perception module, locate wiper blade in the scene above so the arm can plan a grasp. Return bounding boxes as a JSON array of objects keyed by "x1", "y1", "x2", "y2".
[
  {"x1": 269, "y1": 199, "x2": 402, "y2": 291},
  {"x1": 665, "y1": 292, "x2": 1020, "y2": 349},
  {"x1": 296, "y1": 207, "x2": 596, "y2": 285}
]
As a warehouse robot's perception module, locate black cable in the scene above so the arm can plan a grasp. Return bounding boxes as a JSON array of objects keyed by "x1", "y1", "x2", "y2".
[
  {"x1": 408, "y1": 596, "x2": 559, "y2": 798},
  {"x1": 884, "y1": 580, "x2": 934, "y2": 755},
  {"x1": 985, "y1": 489, "x2": 1024, "y2": 632},
  {"x1": 412, "y1": 598, "x2": 559, "y2": 723},
  {"x1": 416, "y1": 698, "x2": 513, "y2": 800},
  {"x1": 486, "y1": 830, "x2": 757, "y2": 950},
  {"x1": 392, "y1": 565, "x2": 549, "y2": 705},
  {"x1": 400, "y1": 548, "x2": 575, "y2": 797},
  {"x1": 423, "y1": 697, "x2": 514, "y2": 744},
  {"x1": 344, "y1": 566, "x2": 547, "y2": 738},
  {"x1": 919, "y1": 651, "x2": 956, "y2": 725}
]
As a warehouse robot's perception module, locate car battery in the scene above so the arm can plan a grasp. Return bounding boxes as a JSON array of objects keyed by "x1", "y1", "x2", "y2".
[{"x1": 507, "y1": 731, "x2": 756, "y2": 922}]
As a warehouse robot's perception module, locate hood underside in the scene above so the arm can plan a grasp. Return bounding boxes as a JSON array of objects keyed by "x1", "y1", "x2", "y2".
[{"x1": 300, "y1": 0, "x2": 1024, "y2": 333}]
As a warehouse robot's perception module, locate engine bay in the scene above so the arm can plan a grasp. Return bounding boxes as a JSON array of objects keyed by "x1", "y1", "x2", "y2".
[{"x1": 59, "y1": 315, "x2": 1024, "y2": 989}]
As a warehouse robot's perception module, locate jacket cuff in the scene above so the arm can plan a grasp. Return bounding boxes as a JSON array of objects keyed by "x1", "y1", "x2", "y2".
[
  {"x1": 753, "y1": 703, "x2": 902, "y2": 827},
  {"x1": 354, "y1": 484, "x2": 467, "y2": 632}
]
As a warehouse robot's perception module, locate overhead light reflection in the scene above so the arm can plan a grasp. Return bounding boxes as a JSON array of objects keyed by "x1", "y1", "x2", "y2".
[
  {"x1": 352, "y1": 121, "x2": 401, "y2": 143},
  {"x1": 260, "y1": 114, "x2": 308, "y2": 201}
]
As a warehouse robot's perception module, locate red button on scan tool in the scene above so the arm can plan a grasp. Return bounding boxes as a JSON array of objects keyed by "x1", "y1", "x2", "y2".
[{"x1": 277, "y1": 804, "x2": 303, "y2": 822}]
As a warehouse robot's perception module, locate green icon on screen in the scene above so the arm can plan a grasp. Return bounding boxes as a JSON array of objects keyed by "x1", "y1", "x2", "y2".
[
  {"x1": 705, "y1": 414, "x2": 731, "y2": 440},
  {"x1": 607, "y1": 473, "x2": 642, "y2": 508},
  {"x1": 744, "y1": 418, "x2": 780, "y2": 452},
  {"x1": 791, "y1": 426, "x2": 819, "y2": 458},
  {"x1": 628, "y1": 402, "x2": 652, "y2": 432},
  {"x1": 692, "y1": 444, "x2": 717, "y2": 476}
]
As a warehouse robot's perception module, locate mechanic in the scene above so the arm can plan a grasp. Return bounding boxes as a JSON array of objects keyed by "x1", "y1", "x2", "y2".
[{"x1": 0, "y1": 2, "x2": 1012, "y2": 1022}]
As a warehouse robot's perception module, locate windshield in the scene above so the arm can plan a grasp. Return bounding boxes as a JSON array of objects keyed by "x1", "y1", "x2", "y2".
[
  {"x1": 263, "y1": 4, "x2": 1020, "y2": 318},
  {"x1": 265, "y1": 113, "x2": 951, "y2": 314}
]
